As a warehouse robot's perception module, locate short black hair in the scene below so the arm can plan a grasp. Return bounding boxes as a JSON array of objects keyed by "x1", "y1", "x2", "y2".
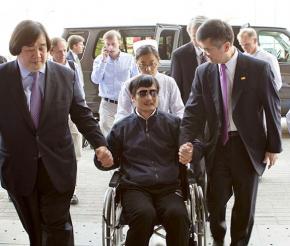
[
  {"x1": 196, "y1": 19, "x2": 234, "y2": 46},
  {"x1": 129, "y1": 74, "x2": 160, "y2": 96},
  {"x1": 9, "y1": 20, "x2": 51, "y2": 56}
]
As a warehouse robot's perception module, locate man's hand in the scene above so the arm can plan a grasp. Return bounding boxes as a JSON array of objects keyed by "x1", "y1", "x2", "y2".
[
  {"x1": 179, "y1": 142, "x2": 193, "y2": 165},
  {"x1": 263, "y1": 152, "x2": 278, "y2": 169},
  {"x1": 101, "y1": 47, "x2": 109, "y2": 61},
  {"x1": 95, "y1": 146, "x2": 113, "y2": 168}
]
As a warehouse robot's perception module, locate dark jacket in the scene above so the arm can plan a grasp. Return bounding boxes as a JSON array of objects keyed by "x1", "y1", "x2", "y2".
[
  {"x1": 171, "y1": 42, "x2": 199, "y2": 104},
  {"x1": 95, "y1": 110, "x2": 184, "y2": 187},
  {"x1": 180, "y1": 51, "x2": 282, "y2": 176},
  {"x1": 0, "y1": 60, "x2": 106, "y2": 195}
]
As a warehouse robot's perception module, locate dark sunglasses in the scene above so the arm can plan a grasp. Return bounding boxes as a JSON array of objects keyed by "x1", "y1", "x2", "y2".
[{"x1": 137, "y1": 89, "x2": 158, "y2": 97}]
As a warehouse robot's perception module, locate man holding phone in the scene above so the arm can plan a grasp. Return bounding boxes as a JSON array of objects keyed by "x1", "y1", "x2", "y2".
[{"x1": 91, "y1": 30, "x2": 138, "y2": 136}]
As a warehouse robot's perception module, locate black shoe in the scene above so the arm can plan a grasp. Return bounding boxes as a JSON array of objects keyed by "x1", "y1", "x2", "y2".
[{"x1": 70, "y1": 194, "x2": 79, "y2": 205}]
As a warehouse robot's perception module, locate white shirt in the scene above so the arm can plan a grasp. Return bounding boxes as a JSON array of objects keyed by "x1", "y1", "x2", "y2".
[
  {"x1": 115, "y1": 72, "x2": 184, "y2": 123},
  {"x1": 246, "y1": 47, "x2": 282, "y2": 90}
]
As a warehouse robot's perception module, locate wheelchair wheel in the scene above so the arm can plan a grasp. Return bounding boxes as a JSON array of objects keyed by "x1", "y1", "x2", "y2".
[
  {"x1": 188, "y1": 184, "x2": 197, "y2": 244},
  {"x1": 102, "y1": 188, "x2": 125, "y2": 246},
  {"x1": 195, "y1": 185, "x2": 207, "y2": 246},
  {"x1": 102, "y1": 188, "x2": 114, "y2": 246}
]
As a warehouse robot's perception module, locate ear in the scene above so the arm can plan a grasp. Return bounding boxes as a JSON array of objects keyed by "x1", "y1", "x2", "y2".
[
  {"x1": 131, "y1": 95, "x2": 136, "y2": 104},
  {"x1": 224, "y1": 41, "x2": 231, "y2": 52}
]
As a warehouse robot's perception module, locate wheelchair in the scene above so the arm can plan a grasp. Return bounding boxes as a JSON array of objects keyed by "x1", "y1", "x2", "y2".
[{"x1": 102, "y1": 165, "x2": 207, "y2": 246}]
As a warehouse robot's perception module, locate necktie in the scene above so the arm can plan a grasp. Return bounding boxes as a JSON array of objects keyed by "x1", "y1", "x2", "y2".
[
  {"x1": 200, "y1": 52, "x2": 207, "y2": 64},
  {"x1": 220, "y1": 64, "x2": 229, "y2": 145},
  {"x1": 30, "y1": 72, "x2": 42, "y2": 129}
]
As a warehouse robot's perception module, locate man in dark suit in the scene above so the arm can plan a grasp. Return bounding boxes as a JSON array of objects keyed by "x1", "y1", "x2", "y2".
[
  {"x1": 0, "y1": 20, "x2": 113, "y2": 246},
  {"x1": 67, "y1": 35, "x2": 85, "y2": 89},
  {"x1": 171, "y1": 16, "x2": 208, "y2": 104},
  {"x1": 179, "y1": 19, "x2": 282, "y2": 246}
]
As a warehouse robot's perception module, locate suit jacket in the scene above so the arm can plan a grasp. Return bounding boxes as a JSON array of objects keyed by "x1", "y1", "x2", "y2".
[
  {"x1": 66, "y1": 50, "x2": 76, "y2": 62},
  {"x1": 0, "y1": 60, "x2": 106, "y2": 196},
  {"x1": 171, "y1": 42, "x2": 199, "y2": 104},
  {"x1": 180, "y1": 51, "x2": 282, "y2": 176}
]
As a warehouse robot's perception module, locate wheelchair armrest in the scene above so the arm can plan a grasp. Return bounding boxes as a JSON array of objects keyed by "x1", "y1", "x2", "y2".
[{"x1": 109, "y1": 170, "x2": 122, "y2": 187}]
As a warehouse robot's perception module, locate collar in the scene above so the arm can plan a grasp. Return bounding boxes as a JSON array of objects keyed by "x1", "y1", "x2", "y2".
[
  {"x1": 218, "y1": 47, "x2": 238, "y2": 74},
  {"x1": 194, "y1": 46, "x2": 203, "y2": 56},
  {"x1": 109, "y1": 51, "x2": 122, "y2": 61},
  {"x1": 135, "y1": 108, "x2": 157, "y2": 120},
  {"x1": 17, "y1": 59, "x2": 46, "y2": 79},
  {"x1": 70, "y1": 50, "x2": 78, "y2": 60},
  {"x1": 251, "y1": 46, "x2": 262, "y2": 57}
]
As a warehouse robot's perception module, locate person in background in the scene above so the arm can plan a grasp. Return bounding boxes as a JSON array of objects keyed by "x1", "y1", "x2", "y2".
[
  {"x1": 0, "y1": 55, "x2": 7, "y2": 64},
  {"x1": 115, "y1": 40, "x2": 184, "y2": 122},
  {"x1": 171, "y1": 16, "x2": 208, "y2": 104},
  {"x1": 96, "y1": 74, "x2": 192, "y2": 246},
  {"x1": 50, "y1": 37, "x2": 83, "y2": 205},
  {"x1": 179, "y1": 19, "x2": 282, "y2": 246},
  {"x1": 67, "y1": 34, "x2": 85, "y2": 89},
  {"x1": 91, "y1": 30, "x2": 138, "y2": 136},
  {"x1": 237, "y1": 27, "x2": 282, "y2": 91},
  {"x1": 0, "y1": 20, "x2": 113, "y2": 246}
]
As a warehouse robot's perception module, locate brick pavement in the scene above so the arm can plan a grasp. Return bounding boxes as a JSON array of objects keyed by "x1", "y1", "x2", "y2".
[{"x1": 0, "y1": 120, "x2": 290, "y2": 245}]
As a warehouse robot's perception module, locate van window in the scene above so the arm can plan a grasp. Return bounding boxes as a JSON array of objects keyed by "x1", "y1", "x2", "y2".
[
  {"x1": 93, "y1": 30, "x2": 154, "y2": 58},
  {"x1": 258, "y1": 31, "x2": 290, "y2": 63},
  {"x1": 158, "y1": 30, "x2": 176, "y2": 60},
  {"x1": 65, "y1": 31, "x2": 89, "y2": 60}
]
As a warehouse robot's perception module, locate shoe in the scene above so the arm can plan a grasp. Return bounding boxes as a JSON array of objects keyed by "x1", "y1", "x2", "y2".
[{"x1": 70, "y1": 194, "x2": 79, "y2": 205}]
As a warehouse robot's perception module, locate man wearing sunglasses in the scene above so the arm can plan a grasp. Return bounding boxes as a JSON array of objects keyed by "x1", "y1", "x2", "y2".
[{"x1": 95, "y1": 74, "x2": 203, "y2": 246}]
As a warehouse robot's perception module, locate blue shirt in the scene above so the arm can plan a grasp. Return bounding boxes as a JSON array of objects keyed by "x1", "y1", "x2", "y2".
[
  {"x1": 18, "y1": 60, "x2": 46, "y2": 111},
  {"x1": 91, "y1": 52, "x2": 138, "y2": 100}
]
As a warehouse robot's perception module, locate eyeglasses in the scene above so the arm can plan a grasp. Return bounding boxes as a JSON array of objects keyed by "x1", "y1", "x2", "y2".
[
  {"x1": 137, "y1": 62, "x2": 158, "y2": 70},
  {"x1": 137, "y1": 89, "x2": 158, "y2": 97}
]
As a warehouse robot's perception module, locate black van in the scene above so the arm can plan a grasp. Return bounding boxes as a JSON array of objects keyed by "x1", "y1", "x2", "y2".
[{"x1": 62, "y1": 23, "x2": 290, "y2": 116}]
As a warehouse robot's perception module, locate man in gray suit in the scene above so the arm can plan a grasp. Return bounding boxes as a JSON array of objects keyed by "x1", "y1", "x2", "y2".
[
  {"x1": 179, "y1": 19, "x2": 282, "y2": 246},
  {"x1": 0, "y1": 20, "x2": 113, "y2": 246}
]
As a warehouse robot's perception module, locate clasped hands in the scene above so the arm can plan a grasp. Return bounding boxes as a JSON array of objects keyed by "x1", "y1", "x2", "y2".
[
  {"x1": 95, "y1": 146, "x2": 114, "y2": 167},
  {"x1": 179, "y1": 142, "x2": 194, "y2": 165}
]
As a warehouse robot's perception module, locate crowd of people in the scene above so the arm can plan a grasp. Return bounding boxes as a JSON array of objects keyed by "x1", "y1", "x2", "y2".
[{"x1": 0, "y1": 16, "x2": 285, "y2": 246}]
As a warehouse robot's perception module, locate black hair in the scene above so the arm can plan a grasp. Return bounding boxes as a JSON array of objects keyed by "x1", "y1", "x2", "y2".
[
  {"x1": 196, "y1": 19, "x2": 234, "y2": 46},
  {"x1": 135, "y1": 45, "x2": 160, "y2": 61},
  {"x1": 9, "y1": 20, "x2": 51, "y2": 56},
  {"x1": 129, "y1": 74, "x2": 160, "y2": 96}
]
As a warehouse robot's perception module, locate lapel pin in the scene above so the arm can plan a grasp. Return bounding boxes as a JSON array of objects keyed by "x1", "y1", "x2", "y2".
[{"x1": 240, "y1": 76, "x2": 246, "y2": 80}]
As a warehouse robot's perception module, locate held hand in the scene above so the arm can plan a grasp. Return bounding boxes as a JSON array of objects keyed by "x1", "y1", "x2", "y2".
[
  {"x1": 95, "y1": 146, "x2": 114, "y2": 168},
  {"x1": 263, "y1": 152, "x2": 278, "y2": 169},
  {"x1": 179, "y1": 142, "x2": 193, "y2": 165}
]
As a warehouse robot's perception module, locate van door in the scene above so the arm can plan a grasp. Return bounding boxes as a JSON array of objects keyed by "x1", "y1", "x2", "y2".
[
  {"x1": 155, "y1": 24, "x2": 182, "y2": 74},
  {"x1": 256, "y1": 28, "x2": 290, "y2": 115}
]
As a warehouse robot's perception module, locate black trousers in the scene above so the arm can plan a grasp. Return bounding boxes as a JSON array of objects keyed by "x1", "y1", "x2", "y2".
[
  {"x1": 207, "y1": 135, "x2": 259, "y2": 246},
  {"x1": 9, "y1": 160, "x2": 74, "y2": 246},
  {"x1": 121, "y1": 186, "x2": 190, "y2": 246}
]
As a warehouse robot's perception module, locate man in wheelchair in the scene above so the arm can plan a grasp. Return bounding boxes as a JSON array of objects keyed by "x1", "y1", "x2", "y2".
[{"x1": 95, "y1": 74, "x2": 203, "y2": 246}]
